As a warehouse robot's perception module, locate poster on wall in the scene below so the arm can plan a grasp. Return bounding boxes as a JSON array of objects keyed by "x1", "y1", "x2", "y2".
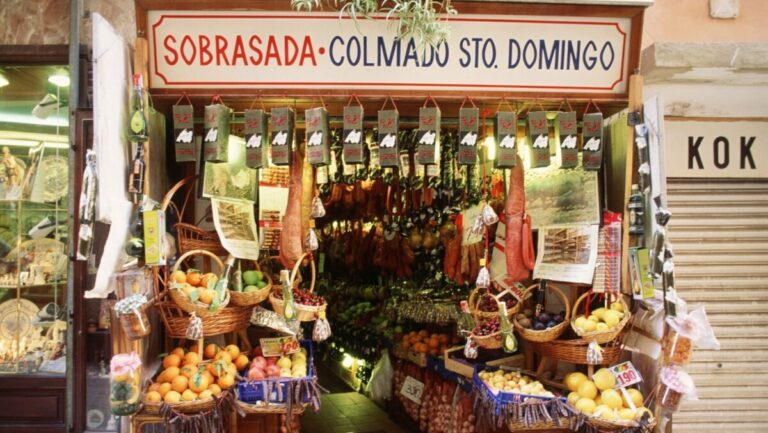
[
  {"x1": 211, "y1": 198, "x2": 260, "y2": 260},
  {"x1": 525, "y1": 163, "x2": 600, "y2": 229},
  {"x1": 533, "y1": 224, "x2": 599, "y2": 284},
  {"x1": 258, "y1": 167, "x2": 289, "y2": 250}
]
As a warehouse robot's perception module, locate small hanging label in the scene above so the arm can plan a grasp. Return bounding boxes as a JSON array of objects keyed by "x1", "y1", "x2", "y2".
[
  {"x1": 244, "y1": 109, "x2": 267, "y2": 169},
  {"x1": 583, "y1": 112, "x2": 604, "y2": 170},
  {"x1": 416, "y1": 106, "x2": 440, "y2": 165},
  {"x1": 557, "y1": 111, "x2": 578, "y2": 168},
  {"x1": 306, "y1": 107, "x2": 330, "y2": 166},
  {"x1": 203, "y1": 104, "x2": 230, "y2": 162},
  {"x1": 400, "y1": 376, "x2": 425, "y2": 404},
  {"x1": 378, "y1": 109, "x2": 399, "y2": 167},
  {"x1": 458, "y1": 107, "x2": 479, "y2": 165},
  {"x1": 399, "y1": 152, "x2": 411, "y2": 177},
  {"x1": 316, "y1": 166, "x2": 329, "y2": 184},
  {"x1": 270, "y1": 107, "x2": 294, "y2": 166},
  {"x1": 369, "y1": 142, "x2": 381, "y2": 168},
  {"x1": 494, "y1": 111, "x2": 518, "y2": 168},
  {"x1": 173, "y1": 104, "x2": 196, "y2": 162},
  {"x1": 609, "y1": 361, "x2": 643, "y2": 388},
  {"x1": 260, "y1": 336, "x2": 301, "y2": 357},
  {"x1": 343, "y1": 105, "x2": 364, "y2": 164},
  {"x1": 527, "y1": 111, "x2": 550, "y2": 168}
]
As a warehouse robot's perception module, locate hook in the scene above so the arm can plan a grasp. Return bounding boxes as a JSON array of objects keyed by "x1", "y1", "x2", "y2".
[
  {"x1": 380, "y1": 94, "x2": 399, "y2": 112},
  {"x1": 583, "y1": 99, "x2": 602, "y2": 116},
  {"x1": 346, "y1": 93, "x2": 363, "y2": 107},
  {"x1": 173, "y1": 92, "x2": 192, "y2": 106}
]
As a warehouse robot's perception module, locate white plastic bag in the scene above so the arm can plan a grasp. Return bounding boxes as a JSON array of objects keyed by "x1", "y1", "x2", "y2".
[{"x1": 365, "y1": 349, "x2": 394, "y2": 405}]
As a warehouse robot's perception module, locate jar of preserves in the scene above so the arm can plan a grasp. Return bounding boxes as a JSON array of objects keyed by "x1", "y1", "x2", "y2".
[
  {"x1": 663, "y1": 330, "x2": 694, "y2": 366},
  {"x1": 109, "y1": 352, "x2": 142, "y2": 416}
]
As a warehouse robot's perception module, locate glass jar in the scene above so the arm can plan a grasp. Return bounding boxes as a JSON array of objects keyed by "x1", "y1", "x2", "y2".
[
  {"x1": 663, "y1": 330, "x2": 694, "y2": 366},
  {"x1": 109, "y1": 353, "x2": 142, "y2": 416},
  {"x1": 659, "y1": 366, "x2": 695, "y2": 412}
]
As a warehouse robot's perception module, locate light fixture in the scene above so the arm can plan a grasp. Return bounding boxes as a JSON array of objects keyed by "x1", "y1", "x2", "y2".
[
  {"x1": 0, "y1": 71, "x2": 8, "y2": 88},
  {"x1": 48, "y1": 69, "x2": 70, "y2": 87},
  {"x1": 341, "y1": 354, "x2": 354, "y2": 369}
]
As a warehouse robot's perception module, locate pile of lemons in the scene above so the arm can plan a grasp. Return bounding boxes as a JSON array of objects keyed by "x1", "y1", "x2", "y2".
[
  {"x1": 564, "y1": 369, "x2": 652, "y2": 422},
  {"x1": 573, "y1": 302, "x2": 625, "y2": 333}
]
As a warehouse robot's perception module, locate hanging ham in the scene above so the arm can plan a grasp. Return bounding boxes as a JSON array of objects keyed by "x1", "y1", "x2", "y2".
[
  {"x1": 505, "y1": 155, "x2": 535, "y2": 282},
  {"x1": 279, "y1": 150, "x2": 304, "y2": 269}
]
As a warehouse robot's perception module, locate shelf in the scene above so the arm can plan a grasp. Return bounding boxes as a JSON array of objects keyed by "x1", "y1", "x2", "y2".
[{"x1": 0, "y1": 282, "x2": 66, "y2": 290}]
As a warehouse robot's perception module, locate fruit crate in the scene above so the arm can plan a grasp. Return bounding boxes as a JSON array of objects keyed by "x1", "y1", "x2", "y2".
[
  {"x1": 444, "y1": 346, "x2": 525, "y2": 379},
  {"x1": 393, "y1": 345, "x2": 427, "y2": 368},
  {"x1": 472, "y1": 364, "x2": 566, "y2": 408},
  {"x1": 237, "y1": 340, "x2": 315, "y2": 404}
]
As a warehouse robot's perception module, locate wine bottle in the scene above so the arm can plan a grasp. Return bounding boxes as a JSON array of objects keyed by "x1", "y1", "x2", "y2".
[
  {"x1": 127, "y1": 144, "x2": 145, "y2": 203},
  {"x1": 499, "y1": 303, "x2": 517, "y2": 353},
  {"x1": 280, "y1": 270, "x2": 296, "y2": 320},
  {"x1": 534, "y1": 279, "x2": 547, "y2": 319},
  {"x1": 213, "y1": 255, "x2": 235, "y2": 293},
  {"x1": 128, "y1": 74, "x2": 148, "y2": 143}
]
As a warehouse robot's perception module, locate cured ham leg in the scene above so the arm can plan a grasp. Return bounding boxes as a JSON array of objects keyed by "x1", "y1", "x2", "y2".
[
  {"x1": 505, "y1": 155, "x2": 534, "y2": 282},
  {"x1": 279, "y1": 151, "x2": 304, "y2": 269}
]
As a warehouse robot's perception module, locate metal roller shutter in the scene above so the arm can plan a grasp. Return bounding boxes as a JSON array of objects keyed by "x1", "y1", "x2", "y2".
[{"x1": 667, "y1": 179, "x2": 768, "y2": 433}]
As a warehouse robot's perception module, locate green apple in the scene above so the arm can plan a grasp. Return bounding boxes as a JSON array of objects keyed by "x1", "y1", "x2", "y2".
[
  {"x1": 244, "y1": 285, "x2": 260, "y2": 293},
  {"x1": 243, "y1": 270, "x2": 263, "y2": 286}
]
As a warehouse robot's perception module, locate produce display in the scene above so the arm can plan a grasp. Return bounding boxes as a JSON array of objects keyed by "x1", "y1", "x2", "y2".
[
  {"x1": 272, "y1": 287, "x2": 326, "y2": 307},
  {"x1": 471, "y1": 316, "x2": 501, "y2": 336},
  {"x1": 236, "y1": 269, "x2": 269, "y2": 293},
  {"x1": 477, "y1": 369, "x2": 555, "y2": 398},
  {"x1": 572, "y1": 302, "x2": 625, "y2": 333},
  {"x1": 564, "y1": 370, "x2": 652, "y2": 422},
  {"x1": 515, "y1": 308, "x2": 565, "y2": 330},
  {"x1": 245, "y1": 347, "x2": 309, "y2": 380},
  {"x1": 399, "y1": 329, "x2": 451, "y2": 357},
  {"x1": 169, "y1": 268, "x2": 226, "y2": 310}
]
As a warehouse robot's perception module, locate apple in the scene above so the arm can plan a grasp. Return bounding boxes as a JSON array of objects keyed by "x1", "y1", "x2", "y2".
[
  {"x1": 251, "y1": 356, "x2": 267, "y2": 370},
  {"x1": 276, "y1": 356, "x2": 292, "y2": 369},
  {"x1": 279, "y1": 368, "x2": 292, "y2": 378},
  {"x1": 247, "y1": 368, "x2": 266, "y2": 381},
  {"x1": 252, "y1": 347, "x2": 263, "y2": 357},
  {"x1": 266, "y1": 365, "x2": 281, "y2": 378},
  {"x1": 266, "y1": 357, "x2": 278, "y2": 366}
]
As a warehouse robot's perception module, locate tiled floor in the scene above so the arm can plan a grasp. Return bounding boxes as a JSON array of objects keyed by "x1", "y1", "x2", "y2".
[{"x1": 301, "y1": 393, "x2": 407, "y2": 433}]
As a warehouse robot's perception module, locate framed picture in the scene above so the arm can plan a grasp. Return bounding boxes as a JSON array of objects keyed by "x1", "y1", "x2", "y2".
[{"x1": 525, "y1": 162, "x2": 600, "y2": 229}]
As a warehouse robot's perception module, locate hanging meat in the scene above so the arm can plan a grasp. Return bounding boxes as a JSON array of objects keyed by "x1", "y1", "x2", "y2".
[
  {"x1": 279, "y1": 150, "x2": 304, "y2": 269},
  {"x1": 504, "y1": 155, "x2": 535, "y2": 282}
]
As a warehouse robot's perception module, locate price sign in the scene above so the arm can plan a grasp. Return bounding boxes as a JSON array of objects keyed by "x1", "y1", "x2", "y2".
[
  {"x1": 400, "y1": 376, "x2": 425, "y2": 404},
  {"x1": 259, "y1": 336, "x2": 300, "y2": 357},
  {"x1": 609, "y1": 361, "x2": 643, "y2": 389}
]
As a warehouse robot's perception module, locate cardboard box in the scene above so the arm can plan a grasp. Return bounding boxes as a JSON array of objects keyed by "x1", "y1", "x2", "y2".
[
  {"x1": 443, "y1": 346, "x2": 525, "y2": 378},
  {"x1": 458, "y1": 107, "x2": 479, "y2": 165},
  {"x1": 416, "y1": 106, "x2": 440, "y2": 165},
  {"x1": 494, "y1": 111, "x2": 518, "y2": 168},
  {"x1": 270, "y1": 107, "x2": 295, "y2": 166},
  {"x1": 172, "y1": 104, "x2": 196, "y2": 162},
  {"x1": 527, "y1": 111, "x2": 550, "y2": 168},
  {"x1": 557, "y1": 111, "x2": 578, "y2": 168},
  {"x1": 342, "y1": 105, "x2": 365, "y2": 164},
  {"x1": 142, "y1": 209, "x2": 166, "y2": 266}
]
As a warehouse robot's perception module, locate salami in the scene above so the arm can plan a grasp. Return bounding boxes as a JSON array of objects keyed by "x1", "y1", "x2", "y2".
[
  {"x1": 279, "y1": 151, "x2": 305, "y2": 268},
  {"x1": 505, "y1": 155, "x2": 534, "y2": 282}
]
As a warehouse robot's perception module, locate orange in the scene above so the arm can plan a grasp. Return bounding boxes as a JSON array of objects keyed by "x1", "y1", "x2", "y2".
[
  {"x1": 198, "y1": 390, "x2": 213, "y2": 400},
  {"x1": 145, "y1": 391, "x2": 162, "y2": 402},
  {"x1": 201, "y1": 273, "x2": 218, "y2": 288},
  {"x1": 204, "y1": 344, "x2": 219, "y2": 359},
  {"x1": 234, "y1": 354, "x2": 249, "y2": 371},
  {"x1": 181, "y1": 389, "x2": 198, "y2": 401},
  {"x1": 171, "y1": 375, "x2": 189, "y2": 393},
  {"x1": 202, "y1": 370, "x2": 214, "y2": 385},
  {"x1": 208, "y1": 384, "x2": 222, "y2": 397},
  {"x1": 148, "y1": 383, "x2": 161, "y2": 393},
  {"x1": 438, "y1": 334, "x2": 449, "y2": 344},
  {"x1": 226, "y1": 363, "x2": 237, "y2": 378},
  {"x1": 170, "y1": 347, "x2": 186, "y2": 358},
  {"x1": 164, "y1": 390, "x2": 182, "y2": 404},
  {"x1": 186, "y1": 271, "x2": 202, "y2": 286},
  {"x1": 215, "y1": 351, "x2": 232, "y2": 363},
  {"x1": 401, "y1": 340, "x2": 411, "y2": 349},
  {"x1": 189, "y1": 372, "x2": 210, "y2": 393},
  {"x1": 199, "y1": 289, "x2": 216, "y2": 305},
  {"x1": 217, "y1": 372, "x2": 235, "y2": 390},
  {"x1": 171, "y1": 270, "x2": 187, "y2": 284},
  {"x1": 188, "y1": 343, "x2": 200, "y2": 354},
  {"x1": 225, "y1": 344, "x2": 240, "y2": 360},
  {"x1": 180, "y1": 364, "x2": 197, "y2": 379},
  {"x1": 163, "y1": 354, "x2": 182, "y2": 369},
  {"x1": 408, "y1": 331, "x2": 418, "y2": 339},
  {"x1": 418, "y1": 330, "x2": 429, "y2": 339},
  {"x1": 182, "y1": 284, "x2": 196, "y2": 297},
  {"x1": 158, "y1": 383, "x2": 172, "y2": 397},
  {"x1": 163, "y1": 366, "x2": 180, "y2": 382},
  {"x1": 427, "y1": 338, "x2": 440, "y2": 350},
  {"x1": 184, "y1": 351, "x2": 201, "y2": 366}
]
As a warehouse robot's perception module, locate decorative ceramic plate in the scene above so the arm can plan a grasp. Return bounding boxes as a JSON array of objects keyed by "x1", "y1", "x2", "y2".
[
  {"x1": 40, "y1": 155, "x2": 68, "y2": 202},
  {"x1": 0, "y1": 298, "x2": 39, "y2": 340},
  {"x1": 7, "y1": 238, "x2": 67, "y2": 280}
]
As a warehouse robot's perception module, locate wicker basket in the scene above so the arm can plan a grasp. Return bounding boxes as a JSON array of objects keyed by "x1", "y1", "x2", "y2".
[
  {"x1": 269, "y1": 253, "x2": 326, "y2": 322},
  {"x1": 469, "y1": 286, "x2": 520, "y2": 323},
  {"x1": 513, "y1": 283, "x2": 571, "y2": 343},
  {"x1": 508, "y1": 416, "x2": 573, "y2": 431},
  {"x1": 161, "y1": 176, "x2": 228, "y2": 256},
  {"x1": 168, "y1": 249, "x2": 231, "y2": 317},
  {"x1": 528, "y1": 338, "x2": 624, "y2": 366},
  {"x1": 236, "y1": 400, "x2": 307, "y2": 415},
  {"x1": 229, "y1": 262, "x2": 272, "y2": 307},
  {"x1": 471, "y1": 330, "x2": 503, "y2": 349},
  {"x1": 570, "y1": 292, "x2": 631, "y2": 344},
  {"x1": 153, "y1": 266, "x2": 251, "y2": 338},
  {"x1": 584, "y1": 413, "x2": 657, "y2": 432},
  {"x1": 117, "y1": 298, "x2": 155, "y2": 340},
  {"x1": 144, "y1": 395, "x2": 219, "y2": 415}
]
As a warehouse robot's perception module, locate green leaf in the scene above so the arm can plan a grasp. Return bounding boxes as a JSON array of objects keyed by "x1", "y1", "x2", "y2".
[
  {"x1": 186, "y1": 268, "x2": 200, "y2": 274},
  {"x1": 189, "y1": 289, "x2": 200, "y2": 303},
  {"x1": 210, "y1": 294, "x2": 221, "y2": 312}
]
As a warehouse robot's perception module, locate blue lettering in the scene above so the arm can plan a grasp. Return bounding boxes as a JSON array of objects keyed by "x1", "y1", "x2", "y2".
[
  {"x1": 566, "y1": 40, "x2": 579, "y2": 70},
  {"x1": 403, "y1": 39, "x2": 419, "y2": 66},
  {"x1": 584, "y1": 40, "x2": 597, "y2": 70},
  {"x1": 329, "y1": 36, "x2": 344, "y2": 66},
  {"x1": 600, "y1": 42, "x2": 614, "y2": 70},
  {"x1": 523, "y1": 40, "x2": 537, "y2": 68},
  {"x1": 436, "y1": 42, "x2": 449, "y2": 67},
  {"x1": 459, "y1": 38, "x2": 471, "y2": 67},
  {"x1": 362, "y1": 36, "x2": 374, "y2": 66},
  {"x1": 508, "y1": 39, "x2": 521, "y2": 68},
  {"x1": 483, "y1": 39, "x2": 496, "y2": 68},
  {"x1": 539, "y1": 40, "x2": 559, "y2": 69},
  {"x1": 378, "y1": 37, "x2": 400, "y2": 67},
  {"x1": 347, "y1": 36, "x2": 361, "y2": 66}
]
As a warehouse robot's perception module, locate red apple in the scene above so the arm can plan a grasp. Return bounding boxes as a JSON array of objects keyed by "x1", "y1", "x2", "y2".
[
  {"x1": 252, "y1": 347, "x2": 263, "y2": 357},
  {"x1": 247, "y1": 368, "x2": 266, "y2": 381},
  {"x1": 251, "y1": 356, "x2": 267, "y2": 370},
  {"x1": 266, "y1": 357, "x2": 278, "y2": 366},
  {"x1": 266, "y1": 364, "x2": 281, "y2": 378}
]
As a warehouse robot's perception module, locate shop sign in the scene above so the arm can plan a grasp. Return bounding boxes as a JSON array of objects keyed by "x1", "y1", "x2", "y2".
[
  {"x1": 147, "y1": 11, "x2": 632, "y2": 94},
  {"x1": 665, "y1": 120, "x2": 767, "y2": 178}
]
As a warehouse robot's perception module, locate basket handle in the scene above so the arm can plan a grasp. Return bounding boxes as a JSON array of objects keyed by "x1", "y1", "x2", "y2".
[
  {"x1": 289, "y1": 253, "x2": 316, "y2": 294},
  {"x1": 573, "y1": 291, "x2": 627, "y2": 319},
  {"x1": 172, "y1": 249, "x2": 225, "y2": 274},
  {"x1": 161, "y1": 176, "x2": 198, "y2": 219},
  {"x1": 521, "y1": 282, "x2": 571, "y2": 320}
]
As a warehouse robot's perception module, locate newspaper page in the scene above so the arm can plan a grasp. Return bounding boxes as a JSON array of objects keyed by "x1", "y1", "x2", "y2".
[
  {"x1": 258, "y1": 166, "x2": 290, "y2": 250},
  {"x1": 211, "y1": 198, "x2": 260, "y2": 260},
  {"x1": 533, "y1": 224, "x2": 599, "y2": 284}
]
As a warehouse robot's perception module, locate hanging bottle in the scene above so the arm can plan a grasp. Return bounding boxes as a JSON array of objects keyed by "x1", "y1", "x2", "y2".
[
  {"x1": 628, "y1": 184, "x2": 645, "y2": 238},
  {"x1": 127, "y1": 144, "x2": 145, "y2": 203},
  {"x1": 128, "y1": 74, "x2": 148, "y2": 143},
  {"x1": 211, "y1": 255, "x2": 235, "y2": 311}
]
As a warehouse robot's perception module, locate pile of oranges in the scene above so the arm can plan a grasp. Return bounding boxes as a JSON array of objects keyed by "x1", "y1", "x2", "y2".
[
  {"x1": 170, "y1": 269, "x2": 221, "y2": 305},
  {"x1": 144, "y1": 343, "x2": 249, "y2": 404},
  {"x1": 400, "y1": 330, "x2": 451, "y2": 357}
]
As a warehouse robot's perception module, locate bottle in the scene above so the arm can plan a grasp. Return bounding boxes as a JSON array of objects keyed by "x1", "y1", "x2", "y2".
[
  {"x1": 280, "y1": 269, "x2": 296, "y2": 320},
  {"x1": 628, "y1": 184, "x2": 644, "y2": 236},
  {"x1": 127, "y1": 144, "x2": 145, "y2": 203},
  {"x1": 534, "y1": 279, "x2": 547, "y2": 319},
  {"x1": 213, "y1": 255, "x2": 235, "y2": 293},
  {"x1": 128, "y1": 74, "x2": 148, "y2": 143}
]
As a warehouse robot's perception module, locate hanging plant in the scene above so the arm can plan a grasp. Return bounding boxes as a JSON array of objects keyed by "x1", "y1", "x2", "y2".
[{"x1": 290, "y1": 0, "x2": 457, "y2": 50}]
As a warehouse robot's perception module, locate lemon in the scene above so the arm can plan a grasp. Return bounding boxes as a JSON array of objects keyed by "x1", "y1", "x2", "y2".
[
  {"x1": 594, "y1": 395, "x2": 602, "y2": 406},
  {"x1": 602, "y1": 310, "x2": 621, "y2": 327},
  {"x1": 574, "y1": 316, "x2": 588, "y2": 329},
  {"x1": 592, "y1": 308, "x2": 608, "y2": 320},
  {"x1": 565, "y1": 372, "x2": 588, "y2": 392},
  {"x1": 567, "y1": 391, "x2": 581, "y2": 406},
  {"x1": 601, "y1": 389, "x2": 624, "y2": 409},
  {"x1": 618, "y1": 408, "x2": 636, "y2": 420},
  {"x1": 578, "y1": 380, "x2": 598, "y2": 399},
  {"x1": 596, "y1": 323, "x2": 609, "y2": 331},
  {"x1": 588, "y1": 314, "x2": 600, "y2": 322},
  {"x1": 595, "y1": 405, "x2": 616, "y2": 420},
  {"x1": 610, "y1": 302, "x2": 623, "y2": 312},
  {"x1": 624, "y1": 388, "x2": 644, "y2": 408},
  {"x1": 582, "y1": 320, "x2": 598, "y2": 332},
  {"x1": 593, "y1": 368, "x2": 616, "y2": 391},
  {"x1": 575, "y1": 397, "x2": 597, "y2": 415}
]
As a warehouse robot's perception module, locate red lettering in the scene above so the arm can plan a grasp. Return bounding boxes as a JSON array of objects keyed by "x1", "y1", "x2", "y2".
[
  {"x1": 265, "y1": 36, "x2": 282, "y2": 66},
  {"x1": 284, "y1": 36, "x2": 298, "y2": 66},
  {"x1": 175, "y1": 113, "x2": 192, "y2": 122},
  {"x1": 232, "y1": 35, "x2": 247, "y2": 66},
  {"x1": 199, "y1": 35, "x2": 212, "y2": 66},
  {"x1": 180, "y1": 35, "x2": 196, "y2": 65},
  {"x1": 300, "y1": 36, "x2": 317, "y2": 66},
  {"x1": 249, "y1": 35, "x2": 263, "y2": 65},
  {"x1": 215, "y1": 35, "x2": 230, "y2": 65},
  {"x1": 163, "y1": 35, "x2": 178, "y2": 65}
]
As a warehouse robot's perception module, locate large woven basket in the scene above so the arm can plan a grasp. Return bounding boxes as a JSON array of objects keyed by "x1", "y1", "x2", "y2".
[
  {"x1": 513, "y1": 283, "x2": 571, "y2": 343},
  {"x1": 570, "y1": 291, "x2": 631, "y2": 344},
  {"x1": 117, "y1": 298, "x2": 155, "y2": 340},
  {"x1": 236, "y1": 401, "x2": 307, "y2": 415},
  {"x1": 528, "y1": 338, "x2": 624, "y2": 366},
  {"x1": 168, "y1": 249, "x2": 231, "y2": 317},
  {"x1": 161, "y1": 176, "x2": 227, "y2": 256},
  {"x1": 269, "y1": 253, "x2": 326, "y2": 322},
  {"x1": 144, "y1": 395, "x2": 218, "y2": 415},
  {"x1": 469, "y1": 286, "x2": 520, "y2": 323},
  {"x1": 229, "y1": 261, "x2": 272, "y2": 307},
  {"x1": 583, "y1": 412, "x2": 657, "y2": 432}
]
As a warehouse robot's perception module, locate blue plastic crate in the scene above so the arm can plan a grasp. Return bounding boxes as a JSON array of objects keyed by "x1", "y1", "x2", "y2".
[
  {"x1": 472, "y1": 364, "x2": 565, "y2": 413},
  {"x1": 237, "y1": 340, "x2": 315, "y2": 404}
]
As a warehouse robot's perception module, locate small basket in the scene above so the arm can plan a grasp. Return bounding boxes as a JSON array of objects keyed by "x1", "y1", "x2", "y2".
[
  {"x1": 528, "y1": 338, "x2": 623, "y2": 366},
  {"x1": 117, "y1": 298, "x2": 155, "y2": 340},
  {"x1": 570, "y1": 292, "x2": 631, "y2": 344},
  {"x1": 168, "y1": 249, "x2": 231, "y2": 317},
  {"x1": 143, "y1": 395, "x2": 219, "y2": 415},
  {"x1": 161, "y1": 176, "x2": 227, "y2": 256},
  {"x1": 513, "y1": 283, "x2": 571, "y2": 343},
  {"x1": 229, "y1": 262, "x2": 272, "y2": 307},
  {"x1": 236, "y1": 400, "x2": 307, "y2": 415},
  {"x1": 269, "y1": 253, "x2": 326, "y2": 322},
  {"x1": 469, "y1": 287, "x2": 521, "y2": 323},
  {"x1": 583, "y1": 413, "x2": 657, "y2": 432}
]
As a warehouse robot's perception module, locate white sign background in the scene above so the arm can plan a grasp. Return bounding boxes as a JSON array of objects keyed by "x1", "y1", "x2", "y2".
[
  {"x1": 665, "y1": 120, "x2": 768, "y2": 178},
  {"x1": 148, "y1": 11, "x2": 631, "y2": 93}
]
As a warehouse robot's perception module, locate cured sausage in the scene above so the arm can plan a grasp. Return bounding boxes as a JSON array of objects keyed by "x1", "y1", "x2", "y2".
[
  {"x1": 279, "y1": 151, "x2": 304, "y2": 269},
  {"x1": 505, "y1": 155, "x2": 534, "y2": 282}
]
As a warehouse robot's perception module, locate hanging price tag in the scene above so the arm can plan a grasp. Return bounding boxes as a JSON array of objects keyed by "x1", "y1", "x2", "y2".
[
  {"x1": 259, "y1": 336, "x2": 300, "y2": 357},
  {"x1": 609, "y1": 361, "x2": 643, "y2": 389},
  {"x1": 400, "y1": 376, "x2": 425, "y2": 404}
]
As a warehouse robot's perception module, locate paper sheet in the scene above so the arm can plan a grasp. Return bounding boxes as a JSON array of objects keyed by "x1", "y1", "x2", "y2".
[
  {"x1": 533, "y1": 224, "x2": 599, "y2": 285},
  {"x1": 211, "y1": 198, "x2": 260, "y2": 260}
]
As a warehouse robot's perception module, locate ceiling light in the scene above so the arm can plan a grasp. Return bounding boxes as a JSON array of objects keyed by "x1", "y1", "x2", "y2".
[
  {"x1": 0, "y1": 72, "x2": 8, "y2": 88},
  {"x1": 48, "y1": 69, "x2": 70, "y2": 87}
]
